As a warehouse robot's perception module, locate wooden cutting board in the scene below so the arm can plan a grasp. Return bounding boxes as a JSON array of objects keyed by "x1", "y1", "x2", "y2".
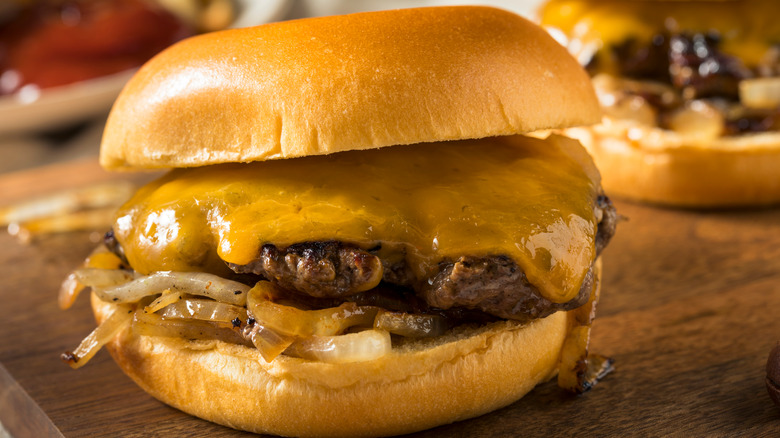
[{"x1": 1, "y1": 158, "x2": 778, "y2": 437}]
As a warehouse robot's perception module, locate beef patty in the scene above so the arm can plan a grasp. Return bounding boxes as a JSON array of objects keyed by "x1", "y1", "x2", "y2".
[{"x1": 228, "y1": 194, "x2": 618, "y2": 322}]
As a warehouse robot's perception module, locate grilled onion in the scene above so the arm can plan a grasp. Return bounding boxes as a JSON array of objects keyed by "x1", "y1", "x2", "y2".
[
  {"x1": 285, "y1": 329, "x2": 392, "y2": 363},
  {"x1": 247, "y1": 281, "x2": 378, "y2": 337},
  {"x1": 94, "y1": 271, "x2": 250, "y2": 305},
  {"x1": 374, "y1": 310, "x2": 447, "y2": 338},
  {"x1": 74, "y1": 268, "x2": 136, "y2": 289},
  {"x1": 58, "y1": 272, "x2": 86, "y2": 310},
  {"x1": 160, "y1": 298, "x2": 248, "y2": 324},
  {"x1": 558, "y1": 260, "x2": 613, "y2": 393},
  {"x1": 132, "y1": 311, "x2": 250, "y2": 346},
  {"x1": 241, "y1": 321, "x2": 295, "y2": 362},
  {"x1": 739, "y1": 77, "x2": 780, "y2": 109},
  {"x1": 61, "y1": 304, "x2": 133, "y2": 369},
  {"x1": 144, "y1": 290, "x2": 183, "y2": 313},
  {"x1": 59, "y1": 246, "x2": 126, "y2": 309},
  {"x1": 667, "y1": 100, "x2": 724, "y2": 142}
]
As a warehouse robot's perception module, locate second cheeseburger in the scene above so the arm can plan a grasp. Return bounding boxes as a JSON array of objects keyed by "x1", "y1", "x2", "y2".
[
  {"x1": 61, "y1": 6, "x2": 617, "y2": 437},
  {"x1": 540, "y1": 0, "x2": 780, "y2": 207}
]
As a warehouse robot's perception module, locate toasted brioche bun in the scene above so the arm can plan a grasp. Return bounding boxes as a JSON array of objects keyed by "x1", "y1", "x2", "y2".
[
  {"x1": 566, "y1": 123, "x2": 780, "y2": 207},
  {"x1": 91, "y1": 258, "x2": 601, "y2": 437},
  {"x1": 91, "y1": 6, "x2": 606, "y2": 436},
  {"x1": 100, "y1": 6, "x2": 599, "y2": 170},
  {"x1": 93, "y1": 296, "x2": 571, "y2": 437}
]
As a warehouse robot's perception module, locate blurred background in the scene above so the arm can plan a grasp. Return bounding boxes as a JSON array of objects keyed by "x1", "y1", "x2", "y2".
[{"x1": 0, "y1": 0, "x2": 544, "y2": 174}]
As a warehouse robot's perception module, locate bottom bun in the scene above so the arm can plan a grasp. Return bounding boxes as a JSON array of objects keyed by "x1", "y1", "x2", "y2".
[
  {"x1": 566, "y1": 124, "x2": 780, "y2": 208},
  {"x1": 93, "y1": 291, "x2": 574, "y2": 437}
]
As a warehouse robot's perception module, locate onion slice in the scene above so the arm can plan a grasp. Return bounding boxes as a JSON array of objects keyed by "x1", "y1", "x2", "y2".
[
  {"x1": 667, "y1": 100, "x2": 724, "y2": 142},
  {"x1": 241, "y1": 321, "x2": 295, "y2": 362},
  {"x1": 94, "y1": 271, "x2": 250, "y2": 305},
  {"x1": 74, "y1": 268, "x2": 136, "y2": 289},
  {"x1": 61, "y1": 305, "x2": 133, "y2": 369},
  {"x1": 144, "y1": 290, "x2": 182, "y2": 313},
  {"x1": 159, "y1": 298, "x2": 248, "y2": 324},
  {"x1": 58, "y1": 272, "x2": 86, "y2": 310},
  {"x1": 739, "y1": 77, "x2": 780, "y2": 109},
  {"x1": 558, "y1": 260, "x2": 614, "y2": 393},
  {"x1": 374, "y1": 310, "x2": 446, "y2": 338},
  {"x1": 132, "y1": 311, "x2": 250, "y2": 347},
  {"x1": 59, "y1": 246, "x2": 126, "y2": 310},
  {"x1": 247, "y1": 281, "x2": 378, "y2": 337},
  {"x1": 285, "y1": 329, "x2": 392, "y2": 363}
]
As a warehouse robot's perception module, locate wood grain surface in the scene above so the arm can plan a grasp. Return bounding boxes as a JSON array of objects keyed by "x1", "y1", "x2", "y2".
[{"x1": 0, "y1": 159, "x2": 778, "y2": 437}]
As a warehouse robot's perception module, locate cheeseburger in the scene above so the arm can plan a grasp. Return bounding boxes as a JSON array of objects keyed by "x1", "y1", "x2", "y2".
[
  {"x1": 60, "y1": 7, "x2": 617, "y2": 437},
  {"x1": 540, "y1": 0, "x2": 780, "y2": 207}
]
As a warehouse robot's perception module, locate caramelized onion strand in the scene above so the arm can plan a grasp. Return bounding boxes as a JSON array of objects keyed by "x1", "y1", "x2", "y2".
[
  {"x1": 95, "y1": 271, "x2": 250, "y2": 305},
  {"x1": 284, "y1": 329, "x2": 392, "y2": 363},
  {"x1": 58, "y1": 272, "x2": 86, "y2": 310},
  {"x1": 241, "y1": 320, "x2": 295, "y2": 362},
  {"x1": 132, "y1": 311, "x2": 251, "y2": 346},
  {"x1": 247, "y1": 281, "x2": 378, "y2": 337},
  {"x1": 558, "y1": 260, "x2": 612, "y2": 393},
  {"x1": 374, "y1": 310, "x2": 447, "y2": 338},
  {"x1": 144, "y1": 290, "x2": 182, "y2": 313},
  {"x1": 160, "y1": 299, "x2": 248, "y2": 323},
  {"x1": 61, "y1": 305, "x2": 133, "y2": 369},
  {"x1": 75, "y1": 268, "x2": 136, "y2": 289},
  {"x1": 59, "y1": 246, "x2": 125, "y2": 310}
]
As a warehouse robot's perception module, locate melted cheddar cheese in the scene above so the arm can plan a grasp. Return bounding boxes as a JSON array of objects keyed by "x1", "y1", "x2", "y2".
[
  {"x1": 540, "y1": 0, "x2": 780, "y2": 68},
  {"x1": 114, "y1": 135, "x2": 600, "y2": 304}
]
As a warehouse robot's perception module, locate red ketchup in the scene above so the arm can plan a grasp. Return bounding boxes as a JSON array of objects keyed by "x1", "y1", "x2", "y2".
[{"x1": 0, "y1": 0, "x2": 193, "y2": 95}]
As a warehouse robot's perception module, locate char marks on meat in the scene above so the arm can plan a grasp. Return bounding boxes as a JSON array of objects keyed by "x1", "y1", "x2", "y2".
[
  {"x1": 228, "y1": 194, "x2": 618, "y2": 322},
  {"x1": 229, "y1": 241, "x2": 383, "y2": 298},
  {"x1": 421, "y1": 256, "x2": 593, "y2": 323}
]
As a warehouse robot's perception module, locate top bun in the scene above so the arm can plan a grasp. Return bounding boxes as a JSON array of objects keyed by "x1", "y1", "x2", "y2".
[{"x1": 100, "y1": 6, "x2": 599, "y2": 170}]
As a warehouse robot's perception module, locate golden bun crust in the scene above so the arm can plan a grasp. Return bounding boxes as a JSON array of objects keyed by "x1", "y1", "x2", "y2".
[
  {"x1": 567, "y1": 123, "x2": 780, "y2": 207},
  {"x1": 100, "y1": 6, "x2": 599, "y2": 170},
  {"x1": 92, "y1": 296, "x2": 570, "y2": 437}
]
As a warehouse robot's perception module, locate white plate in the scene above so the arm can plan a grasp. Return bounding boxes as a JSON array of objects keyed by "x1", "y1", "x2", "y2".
[
  {"x1": 0, "y1": 0, "x2": 292, "y2": 137},
  {"x1": 0, "y1": 70, "x2": 136, "y2": 136}
]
